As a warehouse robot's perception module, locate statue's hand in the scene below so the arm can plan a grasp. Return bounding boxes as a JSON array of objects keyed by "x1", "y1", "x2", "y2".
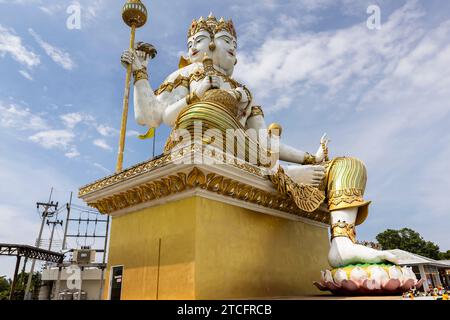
[
  {"x1": 121, "y1": 48, "x2": 150, "y2": 72},
  {"x1": 315, "y1": 133, "x2": 330, "y2": 163},
  {"x1": 234, "y1": 87, "x2": 249, "y2": 104},
  {"x1": 194, "y1": 75, "x2": 221, "y2": 97},
  {"x1": 285, "y1": 165, "x2": 325, "y2": 188}
]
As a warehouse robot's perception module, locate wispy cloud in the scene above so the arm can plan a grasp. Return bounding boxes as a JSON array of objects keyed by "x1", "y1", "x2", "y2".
[
  {"x1": 0, "y1": 102, "x2": 47, "y2": 130},
  {"x1": 93, "y1": 138, "x2": 112, "y2": 152},
  {"x1": 29, "y1": 129, "x2": 75, "y2": 149},
  {"x1": 0, "y1": 24, "x2": 40, "y2": 68},
  {"x1": 19, "y1": 69, "x2": 33, "y2": 81},
  {"x1": 64, "y1": 147, "x2": 80, "y2": 159},
  {"x1": 28, "y1": 28, "x2": 75, "y2": 70},
  {"x1": 236, "y1": 1, "x2": 426, "y2": 113},
  {"x1": 97, "y1": 124, "x2": 118, "y2": 137},
  {"x1": 60, "y1": 112, "x2": 94, "y2": 129}
]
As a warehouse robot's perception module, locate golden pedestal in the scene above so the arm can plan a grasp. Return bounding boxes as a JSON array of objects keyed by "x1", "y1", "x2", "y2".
[{"x1": 79, "y1": 149, "x2": 330, "y2": 300}]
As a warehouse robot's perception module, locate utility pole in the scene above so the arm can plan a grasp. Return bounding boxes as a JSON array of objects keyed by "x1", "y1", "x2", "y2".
[
  {"x1": 24, "y1": 189, "x2": 58, "y2": 300},
  {"x1": 47, "y1": 218, "x2": 63, "y2": 251},
  {"x1": 98, "y1": 215, "x2": 110, "y2": 300},
  {"x1": 53, "y1": 192, "x2": 72, "y2": 300}
]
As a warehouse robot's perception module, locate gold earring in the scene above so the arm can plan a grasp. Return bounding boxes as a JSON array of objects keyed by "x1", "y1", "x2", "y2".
[{"x1": 209, "y1": 42, "x2": 216, "y2": 51}]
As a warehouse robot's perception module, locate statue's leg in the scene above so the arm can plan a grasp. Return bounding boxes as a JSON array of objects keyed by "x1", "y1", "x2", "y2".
[
  {"x1": 328, "y1": 207, "x2": 398, "y2": 268},
  {"x1": 326, "y1": 158, "x2": 398, "y2": 268}
]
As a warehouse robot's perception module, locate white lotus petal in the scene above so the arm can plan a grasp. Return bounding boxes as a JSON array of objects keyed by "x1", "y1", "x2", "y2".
[
  {"x1": 368, "y1": 266, "x2": 388, "y2": 289},
  {"x1": 388, "y1": 266, "x2": 403, "y2": 280},
  {"x1": 324, "y1": 270, "x2": 334, "y2": 283},
  {"x1": 320, "y1": 270, "x2": 326, "y2": 283},
  {"x1": 350, "y1": 267, "x2": 368, "y2": 284},
  {"x1": 401, "y1": 266, "x2": 416, "y2": 281},
  {"x1": 333, "y1": 269, "x2": 348, "y2": 285}
]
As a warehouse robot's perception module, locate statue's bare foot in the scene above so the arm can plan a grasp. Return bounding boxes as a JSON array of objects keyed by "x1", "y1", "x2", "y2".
[{"x1": 328, "y1": 237, "x2": 399, "y2": 268}]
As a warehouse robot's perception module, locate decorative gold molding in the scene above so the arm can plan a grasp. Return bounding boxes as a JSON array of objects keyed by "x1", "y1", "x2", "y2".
[
  {"x1": 155, "y1": 74, "x2": 190, "y2": 95},
  {"x1": 82, "y1": 166, "x2": 329, "y2": 224}
]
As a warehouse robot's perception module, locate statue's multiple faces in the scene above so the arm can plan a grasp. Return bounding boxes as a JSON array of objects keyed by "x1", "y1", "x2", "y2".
[{"x1": 187, "y1": 30, "x2": 237, "y2": 76}]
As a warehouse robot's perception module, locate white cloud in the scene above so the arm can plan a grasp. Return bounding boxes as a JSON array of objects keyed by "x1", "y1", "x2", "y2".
[
  {"x1": 126, "y1": 130, "x2": 140, "y2": 137},
  {"x1": 236, "y1": 1, "x2": 427, "y2": 113},
  {"x1": 64, "y1": 147, "x2": 80, "y2": 159},
  {"x1": 19, "y1": 69, "x2": 33, "y2": 80},
  {"x1": 29, "y1": 129, "x2": 75, "y2": 149},
  {"x1": 60, "y1": 112, "x2": 84, "y2": 129},
  {"x1": 0, "y1": 102, "x2": 47, "y2": 130},
  {"x1": 39, "y1": 3, "x2": 64, "y2": 15},
  {"x1": 93, "y1": 138, "x2": 112, "y2": 151},
  {"x1": 0, "y1": 24, "x2": 40, "y2": 68},
  {"x1": 60, "y1": 112, "x2": 95, "y2": 129},
  {"x1": 29, "y1": 28, "x2": 75, "y2": 70},
  {"x1": 97, "y1": 124, "x2": 118, "y2": 137}
]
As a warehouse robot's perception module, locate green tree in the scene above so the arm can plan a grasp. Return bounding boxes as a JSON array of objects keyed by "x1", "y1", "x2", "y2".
[
  {"x1": 439, "y1": 250, "x2": 450, "y2": 260},
  {"x1": 9, "y1": 272, "x2": 41, "y2": 300},
  {"x1": 0, "y1": 277, "x2": 11, "y2": 300},
  {"x1": 376, "y1": 228, "x2": 442, "y2": 260}
]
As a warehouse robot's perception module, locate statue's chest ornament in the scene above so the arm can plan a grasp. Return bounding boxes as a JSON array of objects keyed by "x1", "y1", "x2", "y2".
[{"x1": 189, "y1": 69, "x2": 240, "y2": 89}]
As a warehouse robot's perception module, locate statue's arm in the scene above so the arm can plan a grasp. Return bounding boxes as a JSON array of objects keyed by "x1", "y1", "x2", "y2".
[
  {"x1": 161, "y1": 88, "x2": 190, "y2": 127},
  {"x1": 121, "y1": 48, "x2": 164, "y2": 128},
  {"x1": 134, "y1": 79, "x2": 164, "y2": 128},
  {"x1": 246, "y1": 111, "x2": 313, "y2": 165}
]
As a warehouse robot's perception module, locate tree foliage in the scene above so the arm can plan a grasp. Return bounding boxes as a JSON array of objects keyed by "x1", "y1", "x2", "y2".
[
  {"x1": 376, "y1": 228, "x2": 447, "y2": 260},
  {"x1": 440, "y1": 250, "x2": 450, "y2": 260},
  {"x1": 0, "y1": 277, "x2": 11, "y2": 300},
  {"x1": 0, "y1": 272, "x2": 41, "y2": 300}
]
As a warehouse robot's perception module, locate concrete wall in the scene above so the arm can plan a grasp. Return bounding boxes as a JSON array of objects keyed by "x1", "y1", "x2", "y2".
[{"x1": 40, "y1": 268, "x2": 103, "y2": 300}]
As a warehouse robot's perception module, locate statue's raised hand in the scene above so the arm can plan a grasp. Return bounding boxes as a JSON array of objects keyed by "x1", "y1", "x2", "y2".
[
  {"x1": 121, "y1": 42, "x2": 157, "y2": 72},
  {"x1": 315, "y1": 133, "x2": 330, "y2": 163}
]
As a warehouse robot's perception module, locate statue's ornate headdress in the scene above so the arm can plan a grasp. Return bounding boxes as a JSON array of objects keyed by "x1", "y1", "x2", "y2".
[{"x1": 188, "y1": 13, "x2": 237, "y2": 39}]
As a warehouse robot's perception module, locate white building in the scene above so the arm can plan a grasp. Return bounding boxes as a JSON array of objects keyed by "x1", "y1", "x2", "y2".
[
  {"x1": 387, "y1": 249, "x2": 450, "y2": 292},
  {"x1": 39, "y1": 266, "x2": 105, "y2": 300}
]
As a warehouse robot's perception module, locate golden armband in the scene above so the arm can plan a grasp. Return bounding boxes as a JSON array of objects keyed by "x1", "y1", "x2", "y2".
[
  {"x1": 250, "y1": 106, "x2": 265, "y2": 118},
  {"x1": 331, "y1": 221, "x2": 356, "y2": 243},
  {"x1": 133, "y1": 68, "x2": 148, "y2": 84},
  {"x1": 303, "y1": 152, "x2": 316, "y2": 165}
]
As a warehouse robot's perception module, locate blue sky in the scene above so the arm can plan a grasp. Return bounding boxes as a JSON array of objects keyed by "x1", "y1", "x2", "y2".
[{"x1": 0, "y1": 0, "x2": 449, "y2": 278}]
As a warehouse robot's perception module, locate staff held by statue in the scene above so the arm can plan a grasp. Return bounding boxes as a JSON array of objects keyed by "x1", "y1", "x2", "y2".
[{"x1": 117, "y1": 0, "x2": 156, "y2": 172}]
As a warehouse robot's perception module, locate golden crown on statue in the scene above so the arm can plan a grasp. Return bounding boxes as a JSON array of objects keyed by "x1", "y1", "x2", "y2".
[{"x1": 188, "y1": 13, "x2": 237, "y2": 39}]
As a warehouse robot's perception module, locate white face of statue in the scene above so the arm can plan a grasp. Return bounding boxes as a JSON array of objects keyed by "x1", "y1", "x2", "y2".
[
  {"x1": 213, "y1": 30, "x2": 237, "y2": 76},
  {"x1": 187, "y1": 30, "x2": 213, "y2": 63}
]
